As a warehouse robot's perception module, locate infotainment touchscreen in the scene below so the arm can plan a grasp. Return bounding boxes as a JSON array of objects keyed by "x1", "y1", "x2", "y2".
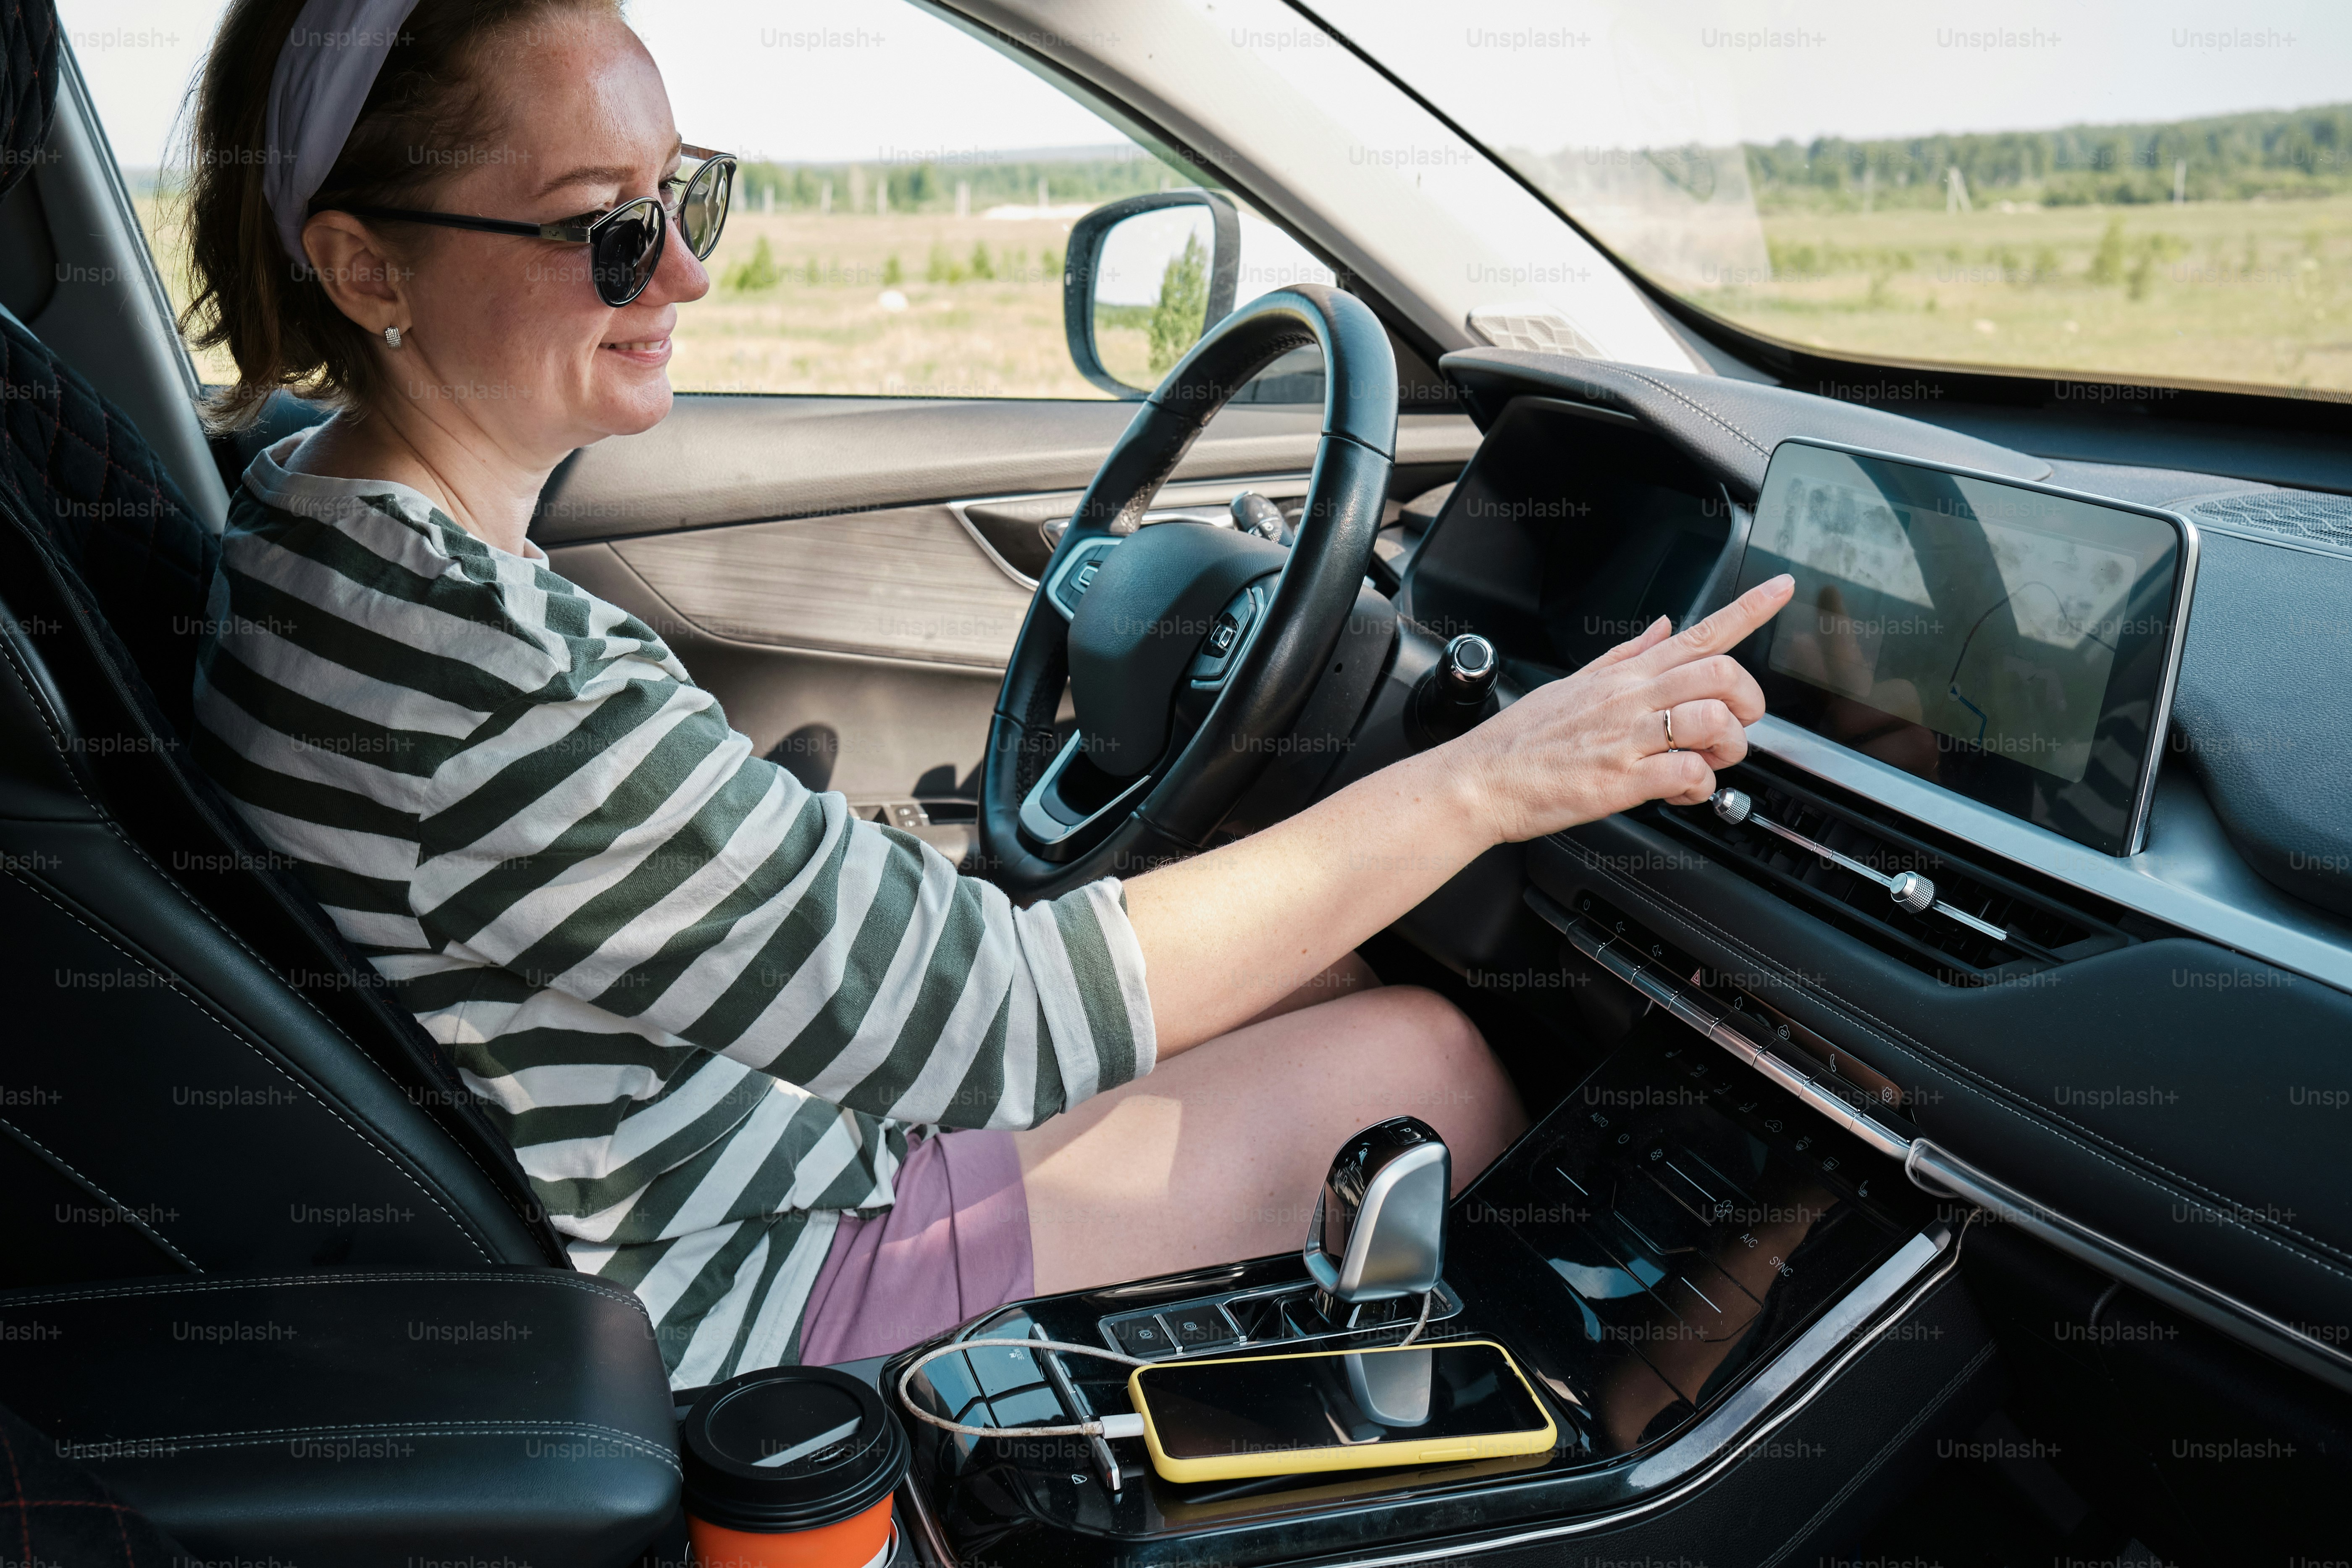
[{"x1": 1728, "y1": 440, "x2": 2198, "y2": 856}]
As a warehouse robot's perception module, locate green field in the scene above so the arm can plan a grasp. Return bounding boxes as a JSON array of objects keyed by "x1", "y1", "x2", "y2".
[
  {"x1": 1697, "y1": 195, "x2": 2352, "y2": 394},
  {"x1": 140, "y1": 187, "x2": 2352, "y2": 402},
  {"x1": 141, "y1": 200, "x2": 1114, "y2": 400}
]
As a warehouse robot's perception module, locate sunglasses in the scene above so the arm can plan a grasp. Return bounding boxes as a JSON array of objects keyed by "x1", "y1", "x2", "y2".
[{"x1": 325, "y1": 143, "x2": 737, "y2": 307}]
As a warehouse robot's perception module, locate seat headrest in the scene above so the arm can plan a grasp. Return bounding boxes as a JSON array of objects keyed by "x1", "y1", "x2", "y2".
[{"x1": 0, "y1": 0, "x2": 60, "y2": 204}]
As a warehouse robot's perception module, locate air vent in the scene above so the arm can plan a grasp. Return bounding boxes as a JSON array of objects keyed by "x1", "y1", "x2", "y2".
[{"x1": 1651, "y1": 763, "x2": 2142, "y2": 985}]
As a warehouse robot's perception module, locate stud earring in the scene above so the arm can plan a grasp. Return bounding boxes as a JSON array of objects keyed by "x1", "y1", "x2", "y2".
[{"x1": 384, "y1": 326, "x2": 403, "y2": 348}]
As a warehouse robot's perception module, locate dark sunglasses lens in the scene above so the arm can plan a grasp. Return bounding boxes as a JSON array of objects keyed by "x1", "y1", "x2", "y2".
[
  {"x1": 590, "y1": 200, "x2": 664, "y2": 305},
  {"x1": 681, "y1": 160, "x2": 732, "y2": 260}
]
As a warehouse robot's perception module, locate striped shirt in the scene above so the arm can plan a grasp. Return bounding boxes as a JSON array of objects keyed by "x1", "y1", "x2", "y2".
[{"x1": 191, "y1": 433, "x2": 1155, "y2": 1384}]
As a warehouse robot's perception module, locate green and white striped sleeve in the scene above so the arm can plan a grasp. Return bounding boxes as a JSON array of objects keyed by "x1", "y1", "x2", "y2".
[{"x1": 411, "y1": 614, "x2": 1156, "y2": 1129}]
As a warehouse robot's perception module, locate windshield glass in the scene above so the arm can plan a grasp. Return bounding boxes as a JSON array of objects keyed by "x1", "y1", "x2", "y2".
[{"x1": 1317, "y1": 0, "x2": 2352, "y2": 396}]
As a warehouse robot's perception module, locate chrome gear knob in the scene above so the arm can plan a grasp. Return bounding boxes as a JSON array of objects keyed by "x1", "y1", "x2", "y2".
[{"x1": 1305, "y1": 1116, "x2": 1449, "y2": 1303}]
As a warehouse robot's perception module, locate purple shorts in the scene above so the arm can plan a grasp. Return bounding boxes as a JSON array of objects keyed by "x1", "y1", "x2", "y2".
[{"x1": 797, "y1": 1128, "x2": 1034, "y2": 1366}]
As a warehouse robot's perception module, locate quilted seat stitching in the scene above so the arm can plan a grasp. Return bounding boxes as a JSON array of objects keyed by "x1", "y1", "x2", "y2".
[
  {"x1": 0, "y1": 533, "x2": 542, "y2": 1262},
  {"x1": 5, "y1": 868, "x2": 494, "y2": 1263},
  {"x1": 66, "y1": 1422, "x2": 681, "y2": 1475},
  {"x1": 0, "y1": 1268, "x2": 646, "y2": 1317},
  {"x1": 0, "y1": 1113, "x2": 199, "y2": 1270}
]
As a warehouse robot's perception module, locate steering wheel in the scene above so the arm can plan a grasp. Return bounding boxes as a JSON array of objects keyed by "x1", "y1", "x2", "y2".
[{"x1": 979, "y1": 285, "x2": 1399, "y2": 899}]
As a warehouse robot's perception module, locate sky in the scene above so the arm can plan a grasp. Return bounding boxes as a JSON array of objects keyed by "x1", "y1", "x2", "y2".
[
  {"x1": 1320, "y1": 0, "x2": 2352, "y2": 151},
  {"x1": 60, "y1": 0, "x2": 2352, "y2": 175}
]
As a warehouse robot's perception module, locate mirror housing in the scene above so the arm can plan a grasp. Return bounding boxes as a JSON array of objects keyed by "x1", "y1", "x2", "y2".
[{"x1": 1062, "y1": 189, "x2": 1241, "y2": 397}]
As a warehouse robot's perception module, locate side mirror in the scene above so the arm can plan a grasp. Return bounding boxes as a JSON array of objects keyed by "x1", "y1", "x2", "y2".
[{"x1": 1062, "y1": 190, "x2": 1241, "y2": 397}]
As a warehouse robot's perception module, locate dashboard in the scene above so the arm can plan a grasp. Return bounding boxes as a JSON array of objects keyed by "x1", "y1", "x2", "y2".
[
  {"x1": 1376, "y1": 353, "x2": 2352, "y2": 1399},
  {"x1": 875, "y1": 357, "x2": 2352, "y2": 1567}
]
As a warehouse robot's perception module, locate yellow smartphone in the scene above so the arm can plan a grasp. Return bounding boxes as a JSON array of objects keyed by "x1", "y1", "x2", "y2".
[{"x1": 1126, "y1": 1338, "x2": 1557, "y2": 1484}]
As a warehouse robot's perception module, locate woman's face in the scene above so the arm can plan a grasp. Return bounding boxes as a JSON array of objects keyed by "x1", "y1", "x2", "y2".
[{"x1": 374, "y1": 12, "x2": 706, "y2": 456}]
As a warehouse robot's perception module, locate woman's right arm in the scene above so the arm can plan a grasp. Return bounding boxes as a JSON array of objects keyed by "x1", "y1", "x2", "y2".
[{"x1": 1122, "y1": 574, "x2": 1793, "y2": 1053}]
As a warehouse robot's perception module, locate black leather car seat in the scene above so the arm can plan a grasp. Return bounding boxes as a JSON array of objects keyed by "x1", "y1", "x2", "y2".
[{"x1": 0, "y1": 0, "x2": 563, "y2": 1285}]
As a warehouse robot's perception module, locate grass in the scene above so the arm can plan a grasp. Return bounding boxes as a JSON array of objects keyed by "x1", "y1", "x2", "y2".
[
  {"x1": 136, "y1": 194, "x2": 2352, "y2": 401},
  {"x1": 1702, "y1": 195, "x2": 2352, "y2": 393},
  {"x1": 137, "y1": 202, "x2": 1115, "y2": 400}
]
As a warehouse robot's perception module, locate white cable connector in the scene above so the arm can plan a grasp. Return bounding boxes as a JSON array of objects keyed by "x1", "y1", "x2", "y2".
[{"x1": 895, "y1": 1337, "x2": 1150, "y2": 1440}]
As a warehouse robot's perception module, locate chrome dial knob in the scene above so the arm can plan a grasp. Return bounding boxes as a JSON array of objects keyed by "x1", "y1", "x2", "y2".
[{"x1": 1888, "y1": 871, "x2": 1937, "y2": 915}]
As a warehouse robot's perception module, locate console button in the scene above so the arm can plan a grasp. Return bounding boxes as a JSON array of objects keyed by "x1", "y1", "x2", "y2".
[
  {"x1": 1165, "y1": 1305, "x2": 1239, "y2": 1351},
  {"x1": 1222, "y1": 1294, "x2": 1287, "y2": 1342},
  {"x1": 1281, "y1": 1293, "x2": 1338, "y2": 1338},
  {"x1": 1646, "y1": 1143, "x2": 1754, "y2": 1229},
  {"x1": 1653, "y1": 1256, "x2": 1763, "y2": 1344},
  {"x1": 1108, "y1": 1314, "x2": 1176, "y2": 1358}
]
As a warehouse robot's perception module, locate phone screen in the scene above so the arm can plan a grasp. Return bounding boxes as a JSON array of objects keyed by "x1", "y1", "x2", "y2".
[{"x1": 1134, "y1": 1341, "x2": 1549, "y2": 1462}]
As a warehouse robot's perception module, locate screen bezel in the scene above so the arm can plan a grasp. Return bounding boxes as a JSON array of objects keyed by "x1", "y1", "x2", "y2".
[{"x1": 1728, "y1": 438, "x2": 2201, "y2": 856}]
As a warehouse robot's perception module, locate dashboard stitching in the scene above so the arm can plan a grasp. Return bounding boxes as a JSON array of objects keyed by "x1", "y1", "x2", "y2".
[
  {"x1": 1612, "y1": 369, "x2": 1768, "y2": 459},
  {"x1": 1560, "y1": 842, "x2": 2352, "y2": 1283}
]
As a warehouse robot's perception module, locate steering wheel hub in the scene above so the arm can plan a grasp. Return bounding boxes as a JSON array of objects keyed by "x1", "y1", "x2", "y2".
[
  {"x1": 979, "y1": 285, "x2": 1399, "y2": 897},
  {"x1": 1069, "y1": 522, "x2": 1289, "y2": 779}
]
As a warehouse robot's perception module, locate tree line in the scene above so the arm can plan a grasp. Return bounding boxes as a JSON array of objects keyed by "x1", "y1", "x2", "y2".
[{"x1": 1743, "y1": 102, "x2": 2352, "y2": 209}]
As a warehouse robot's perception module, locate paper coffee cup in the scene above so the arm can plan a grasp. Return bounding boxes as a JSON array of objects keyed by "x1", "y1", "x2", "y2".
[{"x1": 682, "y1": 1365, "x2": 910, "y2": 1568}]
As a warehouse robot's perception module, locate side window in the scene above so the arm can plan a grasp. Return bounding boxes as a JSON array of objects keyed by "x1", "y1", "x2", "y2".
[
  {"x1": 627, "y1": 0, "x2": 1323, "y2": 399},
  {"x1": 58, "y1": 2, "x2": 238, "y2": 384},
  {"x1": 66, "y1": 0, "x2": 1328, "y2": 402}
]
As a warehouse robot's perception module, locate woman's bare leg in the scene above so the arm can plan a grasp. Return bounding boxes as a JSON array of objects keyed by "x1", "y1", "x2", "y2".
[
  {"x1": 1233, "y1": 949, "x2": 1378, "y2": 1029},
  {"x1": 1013, "y1": 983, "x2": 1528, "y2": 1297}
]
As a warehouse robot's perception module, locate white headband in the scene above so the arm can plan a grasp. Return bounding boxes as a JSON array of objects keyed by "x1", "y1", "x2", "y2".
[{"x1": 260, "y1": 0, "x2": 425, "y2": 269}]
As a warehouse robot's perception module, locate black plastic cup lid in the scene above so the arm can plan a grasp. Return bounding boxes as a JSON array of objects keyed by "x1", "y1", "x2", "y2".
[{"x1": 682, "y1": 1365, "x2": 910, "y2": 1533}]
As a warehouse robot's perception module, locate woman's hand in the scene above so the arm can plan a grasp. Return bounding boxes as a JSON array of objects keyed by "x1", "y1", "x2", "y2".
[
  {"x1": 1126, "y1": 572, "x2": 1793, "y2": 1053},
  {"x1": 1446, "y1": 573, "x2": 1795, "y2": 846}
]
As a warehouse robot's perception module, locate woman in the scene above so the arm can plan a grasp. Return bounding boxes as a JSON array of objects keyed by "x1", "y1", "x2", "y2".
[{"x1": 182, "y1": 0, "x2": 1793, "y2": 1385}]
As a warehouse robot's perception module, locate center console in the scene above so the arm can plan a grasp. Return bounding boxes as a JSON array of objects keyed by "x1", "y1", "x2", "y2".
[{"x1": 887, "y1": 999, "x2": 2000, "y2": 1566}]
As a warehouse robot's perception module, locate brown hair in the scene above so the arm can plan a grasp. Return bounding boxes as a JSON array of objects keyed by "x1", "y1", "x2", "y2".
[{"x1": 180, "y1": 0, "x2": 617, "y2": 429}]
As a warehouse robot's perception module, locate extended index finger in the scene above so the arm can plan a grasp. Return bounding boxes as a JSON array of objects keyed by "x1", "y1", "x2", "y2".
[{"x1": 1628, "y1": 573, "x2": 1794, "y2": 676}]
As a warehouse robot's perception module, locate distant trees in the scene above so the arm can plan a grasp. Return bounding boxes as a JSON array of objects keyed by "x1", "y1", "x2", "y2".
[
  {"x1": 734, "y1": 153, "x2": 1201, "y2": 215},
  {"x1": 1147, "y1": 234, "x2": 1210, "y2": 375},
  {"x1": 1745, "y1": 103, "x2": 2352, "y2": 211}
]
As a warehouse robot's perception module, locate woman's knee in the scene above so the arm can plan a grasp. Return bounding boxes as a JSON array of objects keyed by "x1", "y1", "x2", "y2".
[{"x1": 1340, "y1": 985, "x2": 1527, "y2": 1165}]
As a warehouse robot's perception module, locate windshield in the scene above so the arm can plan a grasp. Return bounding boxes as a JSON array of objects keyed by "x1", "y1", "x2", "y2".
[{"x1": 1316, "y1": 0, "x2": 2352, "y2": 397}]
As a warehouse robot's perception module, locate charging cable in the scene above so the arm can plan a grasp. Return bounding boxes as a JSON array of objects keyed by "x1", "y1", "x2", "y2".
[
  {"x1": 894, "y1": 1290, "x2": 1436, "y2": 1441},
  {"x1": 895, "y1": 1339, "x2": 1150, "y2": 1440},
  {"x1": 1396, "y1": 1287, "x2": 1433, "y2": 1347}
]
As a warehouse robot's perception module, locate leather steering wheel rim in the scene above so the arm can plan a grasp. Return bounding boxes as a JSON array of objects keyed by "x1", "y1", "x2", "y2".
[{"x1": 979, "y1": 284, "x2": 1399, "y2": 900}]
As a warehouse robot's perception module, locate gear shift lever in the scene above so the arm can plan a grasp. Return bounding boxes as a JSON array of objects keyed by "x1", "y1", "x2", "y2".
[
  {"x1": 1305, "y1": 1116, "x2": 1449, "y2": 1307},
  {"x1": 1306, "y1": 1116, "x2": 1449, "y2": 1428}
]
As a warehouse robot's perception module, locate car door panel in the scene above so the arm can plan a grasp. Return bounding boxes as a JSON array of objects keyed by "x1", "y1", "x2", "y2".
[
  {"x1": 532, "y1": 393, "x2": 1479, "y2": 541},
  {"x1": 545, "y1": 541, "x2": 1001, "y2": 804},
  {"x1": 606, "y1": 504, "x2": 1032, "y2": 669},
  {"x1": 538, "y1": 395, "x2": 1478, "y2": 852}
]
